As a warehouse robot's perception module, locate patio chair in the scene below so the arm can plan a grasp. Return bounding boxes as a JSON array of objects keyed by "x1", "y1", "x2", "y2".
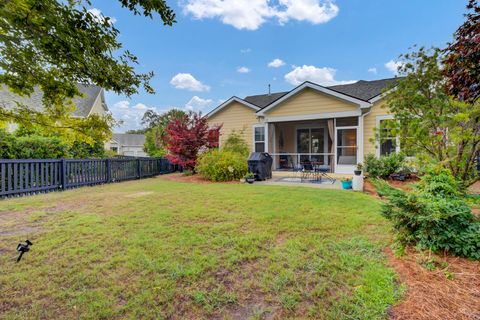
[
  {"x1": 314, "y1": 165, "x2": 335, "y2": 184},
  {"x1": 301, "y1": 162, "x2": 315, "y2": 182}
]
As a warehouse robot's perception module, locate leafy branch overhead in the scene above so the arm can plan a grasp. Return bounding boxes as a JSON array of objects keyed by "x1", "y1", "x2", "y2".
[{"x1": 0, "y1": 0, "x2": 175, "y2": 142}]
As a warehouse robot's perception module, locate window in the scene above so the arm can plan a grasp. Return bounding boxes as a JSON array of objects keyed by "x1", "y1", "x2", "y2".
[
  {"x1": 377, "y1": 116, "x2": 398, "y2": 156},
  {"x1": 254, "y1": 126, "x2": 265, "y2": 152},
  {"x1": 110, "y1": 147, "x2": 118, "y2": 153}
]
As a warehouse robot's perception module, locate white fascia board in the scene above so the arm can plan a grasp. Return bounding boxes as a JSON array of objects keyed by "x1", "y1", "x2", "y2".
[
  {"x1": 257, "y1": 82, "x2": 371, "y2": 116},
  {"x1": 206, "y1": 96, "x2": 260, "y2": 118},
  {"x1": 264, "y1": 110, "x2": 362, "y2": 123}
]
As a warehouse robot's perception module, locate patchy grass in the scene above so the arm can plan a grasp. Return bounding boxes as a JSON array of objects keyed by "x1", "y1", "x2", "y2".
[{"x1": 0, "y1": 176, "x2": 401, "y2": 319}]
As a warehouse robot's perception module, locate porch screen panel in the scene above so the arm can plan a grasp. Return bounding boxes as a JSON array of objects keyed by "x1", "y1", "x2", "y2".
[{"x1": 337, "y1": 128, "x2": 357, "y2": 165}]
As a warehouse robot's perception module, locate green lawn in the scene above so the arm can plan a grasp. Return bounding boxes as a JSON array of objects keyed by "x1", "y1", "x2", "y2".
[{"x1": 0, "y1": 176, "x2": 402, "y2": 319}]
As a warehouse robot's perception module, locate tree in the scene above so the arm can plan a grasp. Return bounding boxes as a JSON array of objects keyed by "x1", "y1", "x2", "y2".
[
  {"x1": 142, "y1": 108, "x2": 187, "y2": 156},
  {"x1": 163, "y1": 112, "x2": 221, "y2": 172},
  {"x1": 0, "y1": 0, "x2": 175, "y2": 144},
  {"x1": 385, "y1": 47, "x2": 480, "y2": 183},
  {"x1": 443, "y1": 0, "x2": 480, "y2": 102}
]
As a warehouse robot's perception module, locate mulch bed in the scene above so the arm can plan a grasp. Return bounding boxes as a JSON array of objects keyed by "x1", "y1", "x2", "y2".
[
  {"x1": 387, "y1": 248, "x2": 480, "y2": 320},
  {"x1": 365, "y1": 178, "x2": 480, "y2": 319}
]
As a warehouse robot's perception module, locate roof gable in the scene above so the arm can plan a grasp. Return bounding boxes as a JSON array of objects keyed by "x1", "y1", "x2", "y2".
[
  {"x1": 257, "y1": 82, "x2": 371, "y2": 115},
  {"x1": 0, "y1": 84, "x2": 103, "y2": 117},
  {"x1": 206, "y1": 96, "x2": 260, "y2": 118}
]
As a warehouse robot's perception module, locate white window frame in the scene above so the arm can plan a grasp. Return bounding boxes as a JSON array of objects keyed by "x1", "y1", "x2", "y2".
[
  {"x1": 375, "y1": 115, "x2": 400, "y2": 157},
  {"x1": 252, "y1": 124, "x2": 266, "y2": 153}
]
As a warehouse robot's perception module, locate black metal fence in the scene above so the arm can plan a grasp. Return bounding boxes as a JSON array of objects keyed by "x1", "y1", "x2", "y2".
[{"x1": 0, "y1": 157, "x2": 174, "y2": 198}]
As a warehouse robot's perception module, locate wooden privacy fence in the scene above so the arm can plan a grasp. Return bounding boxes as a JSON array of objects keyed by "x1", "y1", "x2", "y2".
[{"x1": 0, "y1": 157, "x2": 174, "y2": 198}]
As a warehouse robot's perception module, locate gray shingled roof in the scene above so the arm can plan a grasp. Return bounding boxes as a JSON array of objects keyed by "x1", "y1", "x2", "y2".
[
  {"x1": 243, "y1": 77, "x2": 403, "y2": 109},
  {"x1": 111, "y1": 134, "x2": 146, "y2": 147},
  {"x1": 0, "y1": 83, "x2": 104, "y2": 117},
  {"x1": 244, "y1": 91, "x2": 289, "y2": 109},
  {"x1": 328, "y1": 77, "x2": 403, "y2": 101}
]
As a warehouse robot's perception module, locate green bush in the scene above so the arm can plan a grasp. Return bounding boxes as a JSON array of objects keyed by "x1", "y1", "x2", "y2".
[
  {"x1": 14, "y1": 135, "x2": 68, "y2": 159},
  {"x1": 375, "y1": 169, "x2": 480, "y2": 259},
  {"x1": 221, "y1": 130, "x2": 250, "y2": 158},
  {"x1": 364, "y1": 153, "x2": 406, "y2": 178},
  {"x1": 0, "y1": 129, "x2": 16, "y2": 158},
  {"x1": 196, "y1": 149, "x2": 248, "y2": 182}
]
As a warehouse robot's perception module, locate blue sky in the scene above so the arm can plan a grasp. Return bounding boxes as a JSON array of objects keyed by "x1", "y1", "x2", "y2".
[{"x1": 90, "y1": 0, "x2": 467, "y2": 132}]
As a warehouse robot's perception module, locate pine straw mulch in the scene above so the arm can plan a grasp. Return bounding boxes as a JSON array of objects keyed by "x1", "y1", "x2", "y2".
[
  {"x1": 364, "y1": 178, "x2": 480, "y2": 319},
  {"x1": 387, "y1": 248, "x2": 480, "y2": 320}
]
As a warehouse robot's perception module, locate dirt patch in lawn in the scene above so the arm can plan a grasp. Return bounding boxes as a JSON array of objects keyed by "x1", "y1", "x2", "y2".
[
  {"x1": 158, "y1": 173, "x2": 240, "y2": 184},
  {"x1": 387, "y1": 247, "x2": 480, "y2": 320},
  {"x1": 0, "y1": 200, "x2": 87, "y2": 238}
]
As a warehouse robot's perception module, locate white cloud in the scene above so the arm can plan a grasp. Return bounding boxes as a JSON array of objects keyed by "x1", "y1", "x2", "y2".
[
  {"x1": 110, "y1": 100, "x2": 155, "y2": 132},
  {"x1": 182, "y1": 0, "x2": 338, "y2": 30},
  {"x1": 284, "y1": 65, "x2": 355, "y2": 86},
  {"x1": 268, "y1": 58, "x2": 285, "y2": 68},
  {"x1": 170, "y1": 73, "x2": 210, "y2": 92},
  {"x1": 240, "y1": 48, "x2": 252, "y2": 53},
  {"x1": 275, "y1": 0, "x2": 339, "y2": 25},
  {"x1": 385, "y1": 60, "x2": 404, "y2": 75},
  {"x1": 185, "y1": 96, "x2": 213, "y2": 111},
  {"x1": 87, "y1": 8, "x2": 117, "y2": 24},
  {"x1": 368, "y1": 67, "x2": 377, "y2": 74},
  {"x1": 237, "y1": 66, "x2": 250, "y2": 73}
]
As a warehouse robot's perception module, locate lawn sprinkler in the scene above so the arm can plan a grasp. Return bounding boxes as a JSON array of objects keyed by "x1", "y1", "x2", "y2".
[{"x1": 16, "y1": 240, "x2": 33, "y2": 262}]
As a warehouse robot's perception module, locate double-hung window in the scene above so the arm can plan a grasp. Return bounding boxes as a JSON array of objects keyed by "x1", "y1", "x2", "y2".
[
  {"x1": 254, "y1": 126, "x2": 265, "y2": 152},
  {"x1": 377, "y1": 115, "x2": 399, "y2": 156}
]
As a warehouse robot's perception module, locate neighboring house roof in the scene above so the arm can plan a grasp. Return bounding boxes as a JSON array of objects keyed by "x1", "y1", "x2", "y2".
[
  {"x1": 111, "y1": 133, "x2": 146, "y2": 147},
  {"x1": 0, "y1": 83, "x2": 106, "y2": 117},
  {"x1": 207, "y1": 77, "x2": 403, "y2": 118}
]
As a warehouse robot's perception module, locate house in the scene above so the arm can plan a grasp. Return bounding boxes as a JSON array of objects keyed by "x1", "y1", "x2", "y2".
[
  {"x1": 108, "y1": 133, "x2": 147, "y2": 157},
  {"x1": 0, "y1": 84, "x2": 109, "y2": 130},
  {"x1": 207, "y1": 77, "x2": 402, "y2": 174}
]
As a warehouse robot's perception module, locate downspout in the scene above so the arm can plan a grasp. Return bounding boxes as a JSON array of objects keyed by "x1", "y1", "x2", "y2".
[{"x1": 359, "y1": 107, "x2": 373, "y2": 164}]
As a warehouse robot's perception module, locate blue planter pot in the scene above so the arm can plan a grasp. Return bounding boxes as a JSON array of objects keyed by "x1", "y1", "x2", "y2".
[{"x1": 341, "y1": 180, "x2": 352, "y2": 189}]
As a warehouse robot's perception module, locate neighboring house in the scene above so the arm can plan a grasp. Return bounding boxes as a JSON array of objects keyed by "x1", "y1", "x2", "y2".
[
  {"x1": 0, "y1": 84, "x2": 109, "y2": 131},
  {"x1": 207, "y1": 77, "x2": 403, "y2": 174},
  {"x1": 108, "y1": 133, "x2": 147, "y2": 157}
]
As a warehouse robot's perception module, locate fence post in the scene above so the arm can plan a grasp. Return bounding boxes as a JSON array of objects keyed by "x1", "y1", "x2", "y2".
[
  {"x1": 106, "y1": 158, "x2": 112, "y2": 183},
  {"x1": 137, "y1": 158, "x2": 141, "y2": 179},
  {"x1": 61, "y1": 158, "x2": 67, "y2": 190}
]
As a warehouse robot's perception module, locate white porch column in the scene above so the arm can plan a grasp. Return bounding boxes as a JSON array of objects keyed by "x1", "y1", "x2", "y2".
[
  {"x1": 358, "y1": 115, "x2": 364, "y2": 164},
  {"x1": 264, "y1": 122, "x2": 269, "y2": 153}
]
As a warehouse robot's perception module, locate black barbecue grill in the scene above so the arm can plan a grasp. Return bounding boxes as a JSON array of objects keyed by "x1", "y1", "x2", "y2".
[{"x1": 247, "y1": 152, "x2": 273, "y2": 180}]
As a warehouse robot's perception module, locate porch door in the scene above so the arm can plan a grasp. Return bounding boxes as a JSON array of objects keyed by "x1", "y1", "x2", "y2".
[
  {"x1": 335, "y1": 127, "x2": 357, "y2": 173},
  {"x1": 296, "y1": 128, "x2": 326, "y2": 164}
]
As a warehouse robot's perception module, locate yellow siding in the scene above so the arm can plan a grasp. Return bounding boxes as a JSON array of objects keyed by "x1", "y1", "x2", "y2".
[
  {"x1": 266, "y1": 88, "x2": 358, "y2": 117},
  {"x1": 363, "y1": 100, "x2": 391, "y2": 156},
  {"x1": 207, "y1": 102, "x2": 259, "y2": 149}
]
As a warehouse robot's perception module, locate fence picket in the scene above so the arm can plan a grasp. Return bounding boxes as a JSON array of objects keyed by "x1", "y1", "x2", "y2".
[{"x1": 0, "y1": 157, "x2": 173, "y2": 198}]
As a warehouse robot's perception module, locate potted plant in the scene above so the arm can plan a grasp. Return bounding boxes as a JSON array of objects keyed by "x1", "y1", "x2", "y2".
[
  {"x1": 341, "y1": 177, "x2": 352, "y2": 189},
  {"x1": 354, "y1": 163, "x2": 363, "y2": 176},
  {"x1": 245, "y1": 172, "x2": 255, "y2": 184}
]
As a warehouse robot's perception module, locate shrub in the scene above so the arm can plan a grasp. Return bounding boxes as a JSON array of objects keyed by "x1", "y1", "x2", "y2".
[
  {"x1": 222, "y1": 130, "x2": 250, "y2": 158},
  {"x1": 14, "y1": 135, "x2": 68, "y2": 159},
  {"x1": 375, "y1": 169, "x2": 480, "y2": 259},
  {"x1": 364, "y1": 153, "x2": 406, "y2": 178},
  {"x1": 196, "y1": 149, "x2": 248, "y2": 182},
  {"x1": 0, "y1": 129, "x2": 16, "y2": 158}
]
